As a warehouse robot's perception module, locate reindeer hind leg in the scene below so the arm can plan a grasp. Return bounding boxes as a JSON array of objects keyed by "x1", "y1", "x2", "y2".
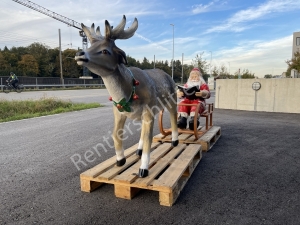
[{"x1": 166, "y1": 96, "x2": 179, "y2": 147}]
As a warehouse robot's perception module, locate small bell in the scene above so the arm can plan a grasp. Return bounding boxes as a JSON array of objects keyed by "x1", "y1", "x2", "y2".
[{"x1": 133, "y1": 94, "x2": 139, "y2": 100}]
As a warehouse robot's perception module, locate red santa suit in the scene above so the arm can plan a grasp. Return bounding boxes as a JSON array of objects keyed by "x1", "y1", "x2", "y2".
[{"x1": 177, "y1": 68, "x2": 210, "y2": 129}]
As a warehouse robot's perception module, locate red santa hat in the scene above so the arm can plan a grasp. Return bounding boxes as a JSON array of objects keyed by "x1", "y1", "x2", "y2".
[{"x1": 190, "y1": 67, "x2": 202, "y2": 77}]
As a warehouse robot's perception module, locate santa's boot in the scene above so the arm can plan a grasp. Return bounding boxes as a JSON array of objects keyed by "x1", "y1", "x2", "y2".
[
  {"x1": 177, "y1": 116, "x2": 187, "y2": 129},
  {"x1": 189, "y1": 116, "x2": 200, "y2": 130}
]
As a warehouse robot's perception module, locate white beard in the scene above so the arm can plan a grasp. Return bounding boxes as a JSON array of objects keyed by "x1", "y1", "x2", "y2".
[{"x1": 186, "y1": 80, "x2": 201, "y2": 87}]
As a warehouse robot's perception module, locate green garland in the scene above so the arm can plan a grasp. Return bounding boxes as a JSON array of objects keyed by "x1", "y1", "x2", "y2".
[{"x1": 110, "y1": 69, "x2": 139, "y2": 112}]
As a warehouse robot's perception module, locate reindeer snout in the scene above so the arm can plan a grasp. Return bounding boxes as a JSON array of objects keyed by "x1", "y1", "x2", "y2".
[
  {"x1": 75, "y1": 51, "x2": 89, "y2": 63},
  {"x1": 76, "y1": 51, "x2": 85, "y2": 56}
]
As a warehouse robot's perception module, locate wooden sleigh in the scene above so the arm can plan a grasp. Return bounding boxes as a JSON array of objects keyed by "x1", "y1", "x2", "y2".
[{"x1": 153, "y1": 103, "x2": 221, "y2": 151}]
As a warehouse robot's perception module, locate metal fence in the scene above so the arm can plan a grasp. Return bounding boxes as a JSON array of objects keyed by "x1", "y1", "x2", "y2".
[{"x1": 0, "y1": 76, "x2": 104, "y2": 90}]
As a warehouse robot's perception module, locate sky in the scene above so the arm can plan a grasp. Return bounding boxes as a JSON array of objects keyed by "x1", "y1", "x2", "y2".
[{"x1": 1, "y1": 0, "x2": 300, "y2": 78}]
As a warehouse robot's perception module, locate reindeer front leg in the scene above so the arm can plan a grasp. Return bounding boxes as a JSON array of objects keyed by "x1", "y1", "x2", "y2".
[
  {"x1": 112, "y1": 107, "x2": 127, "y2": 166},
  {"x1": 138, "y1": 110, "x2": 154, "y2": 178}
]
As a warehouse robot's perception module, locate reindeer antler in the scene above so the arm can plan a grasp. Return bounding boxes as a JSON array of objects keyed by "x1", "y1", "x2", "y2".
[
  {"x1": 81, "y1": 15, "x2": 138, "y2": 43},
  {"x1": 105, "y1": 15, "x2": 138, "y2": 40},
  {"x1": 81, "y1": 23, "x2": 104, "y2": 43}
]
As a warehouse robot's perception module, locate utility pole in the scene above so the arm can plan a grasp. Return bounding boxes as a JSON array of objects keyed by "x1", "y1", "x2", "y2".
[
  {"x1": 181, "y1": 53, "x2": 184, "y2": 84},
  {"x1": 170, "y1": 24, "x2": 174, "y2": 80},
  {"x1": 59, "y1": 29, "x2": 64, "y2": 86},
  {"x1": 209, "y1": 51, "x2": 212, "y2": 77}
]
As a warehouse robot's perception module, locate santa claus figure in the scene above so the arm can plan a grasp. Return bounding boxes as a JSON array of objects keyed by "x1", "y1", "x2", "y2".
[{"x1": 177, "y1": 67, "x2": 210, "y2": 130}]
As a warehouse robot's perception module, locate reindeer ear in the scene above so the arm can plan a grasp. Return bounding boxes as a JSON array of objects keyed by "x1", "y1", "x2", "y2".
[{"x1": 114, "y1": 47, "x2": 127, "y2": 65}]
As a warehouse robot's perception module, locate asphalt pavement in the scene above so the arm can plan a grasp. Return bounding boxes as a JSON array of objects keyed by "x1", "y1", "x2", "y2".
[{"x1": 0, "y1": 89, "x2": 300, "y2": 225}]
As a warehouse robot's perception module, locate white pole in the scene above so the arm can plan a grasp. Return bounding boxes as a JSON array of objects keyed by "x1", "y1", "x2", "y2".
[
  {"x1": 170, "y1": 24, "x2": 174, "y2": 80},
  {"x1": 181, "y1": 53, "x2": 184, "y2": 84},
  {"x1": 209, "y1": 51, "x2": 212, "y2": 77}
]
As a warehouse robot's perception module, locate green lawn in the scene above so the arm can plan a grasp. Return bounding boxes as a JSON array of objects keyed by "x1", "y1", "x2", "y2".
[{"x1": 0, "y1": 97, "x2": 102, "y2": 122}]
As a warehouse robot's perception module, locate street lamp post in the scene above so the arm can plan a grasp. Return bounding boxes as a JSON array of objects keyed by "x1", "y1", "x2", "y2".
[
  {"x1": 170, "y1": 24, "x2": 174, "y2": 80},
  {"x1": 209, "y1": 51, "x2": 212, "y2": 77}
]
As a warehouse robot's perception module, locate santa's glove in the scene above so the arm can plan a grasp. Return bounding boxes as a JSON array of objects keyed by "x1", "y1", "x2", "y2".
[
  {"x1": 177, "y1": 90, "x2": 184, "y2": 98},
  {"x1": 200, "y1": 90, "x2": 210, "y2": 99}
]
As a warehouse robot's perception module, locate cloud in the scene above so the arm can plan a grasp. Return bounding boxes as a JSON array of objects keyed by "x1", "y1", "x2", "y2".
[
  {"x1": 192, "y1": 0, "x2": 228, "y2": 14},
  {"x1": 192, "y1": 2, "x2": 215, "y2": 14},
  {"x1": 134, "y1": 32, "x2": 169, "y2": 51},
  {"x1": 210, "y1": 35, "x2": 292, "y2": 76},
  {"x1": 205, "y1": 0, "x2": 300, "y2": 33}
]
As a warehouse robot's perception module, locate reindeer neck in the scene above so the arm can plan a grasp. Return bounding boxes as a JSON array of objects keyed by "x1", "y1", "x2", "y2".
[{"x1": 102, "y1": 65, "x2": 134, "y2": 103}]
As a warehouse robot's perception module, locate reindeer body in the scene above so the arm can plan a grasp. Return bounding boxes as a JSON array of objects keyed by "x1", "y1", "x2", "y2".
[{"x1": 75, "y1": 16, "x2": 178, "y2": 177}]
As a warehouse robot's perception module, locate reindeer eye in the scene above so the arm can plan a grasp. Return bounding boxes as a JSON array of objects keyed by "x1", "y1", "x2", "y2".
[{"x1": 103, "y1": 50, "x2": 109, "y2": 54}]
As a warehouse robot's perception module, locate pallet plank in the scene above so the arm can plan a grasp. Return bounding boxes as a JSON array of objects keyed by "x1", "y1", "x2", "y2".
[
  {"x1": 152, "y1": 144, "x2": 202, "y2": 192},
  {"x1": 97, "y1": 154, "x2": 140, "y2": 181},
  {"x1": 133, "y1": 144, "x2": 187, "y2": 187},
  {"x1": 81, "y1": 142, "x2": 160, "y2": 180},
  {"x1": 113, "y1": 143, "x2": 173, "y2": 184},
  {"x1": 197, "y1": 126, "x2": 221, "y2": 151},
  {"x1": 153, "y1": 133, "x2": 166, "y2": 142},
  {"x1": 80, "y1": 143, "x2": 138, "y2": 179}
]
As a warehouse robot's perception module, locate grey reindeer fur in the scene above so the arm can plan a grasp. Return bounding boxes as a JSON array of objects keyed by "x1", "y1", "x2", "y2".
[{"x1": 75, "y1": 15, "x2": 178, "y2": 177}]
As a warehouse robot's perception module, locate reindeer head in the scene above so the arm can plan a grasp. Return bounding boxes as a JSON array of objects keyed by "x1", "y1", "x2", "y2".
[{"x1": 75, "y1": 15, "x2": 138, "y2": 75}]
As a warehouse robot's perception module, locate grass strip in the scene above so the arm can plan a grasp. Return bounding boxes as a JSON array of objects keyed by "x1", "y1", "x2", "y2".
[{"x1": 0, "y1": 97, "x2": 102, "y2": 122}]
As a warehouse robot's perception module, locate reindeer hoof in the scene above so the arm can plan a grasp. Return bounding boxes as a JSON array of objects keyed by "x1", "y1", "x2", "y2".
[
  {"x1": 136, "y1": 149, "x2": 142, "y2": 156},
  {"x1": 172, "y1": 140, "x2": 179, "y2": 147},
  {"x1": 116, "y1": 158, "x2": 126, "y2": 166},
  {"x1": 138, "y1": 169, "x2": 149, "y2": 178}
]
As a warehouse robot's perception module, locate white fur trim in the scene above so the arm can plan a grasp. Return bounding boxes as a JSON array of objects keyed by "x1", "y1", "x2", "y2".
[{"x1": 179, "y1": 112, "x2": 188, "y2": 118}]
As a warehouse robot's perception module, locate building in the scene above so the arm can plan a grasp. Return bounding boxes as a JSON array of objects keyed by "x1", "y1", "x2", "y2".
[{"x1": 291, "y1": 32, "x2": 300, "y2": 78}]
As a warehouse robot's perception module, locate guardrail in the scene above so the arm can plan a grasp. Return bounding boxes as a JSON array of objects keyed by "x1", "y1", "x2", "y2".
[{"x1": 0, "y1": 77, "x2": 104, "y2": 91}]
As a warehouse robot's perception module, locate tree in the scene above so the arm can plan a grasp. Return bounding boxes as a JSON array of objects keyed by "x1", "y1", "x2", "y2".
[
  {"x1": 53, "y1": 49, "x2": 81, "y2": 78},
  {"x1": 17, "y1": 54, "x2": 39, "y2": 76},
  {"x1": 28, "y1": 42, "x2": 52, "y2": 76},
  {"x1": 141, "y1": 57, "x2": 152, "y2": 69},
  {"x1": 0, "y1": 52, "x2": 10, "y2": 71},
  {"x1": 264, "y1": 74, "x2": 272, "y2": 78},
  {"x1": 210, "y1": 65, "x2": 228, "y2": 79},
  {"x1": 286, "y1": 51, "x2": 300, "y2": 74},
  {"x1": 173, "y1": 59, "x2": 183, "y2": 83},
  {"x1": 1, "y1": 51, "x2": 18, "y2": 68},
  {"x1": 127, "y1": 55, "x2": 141, "y2": 67},
  {"x1": 234, "y1": 69, "x2": 255, "y2": 79},
  {"x1": 191, "y1": 52, "x2": 208, "y2": 76}
]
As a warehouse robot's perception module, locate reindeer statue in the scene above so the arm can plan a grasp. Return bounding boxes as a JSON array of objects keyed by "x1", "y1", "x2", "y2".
[{"x1": 75, "y1": 15, "x2": 178, "y2": 177}]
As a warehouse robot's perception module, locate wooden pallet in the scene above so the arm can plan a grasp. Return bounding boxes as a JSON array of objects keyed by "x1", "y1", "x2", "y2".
[
  {"x1": 153, "y1": 126, "x2": 221, "y2": 152},
  {"x1": 80, "y1": 142, "x2": 202, "y2": 206}
]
